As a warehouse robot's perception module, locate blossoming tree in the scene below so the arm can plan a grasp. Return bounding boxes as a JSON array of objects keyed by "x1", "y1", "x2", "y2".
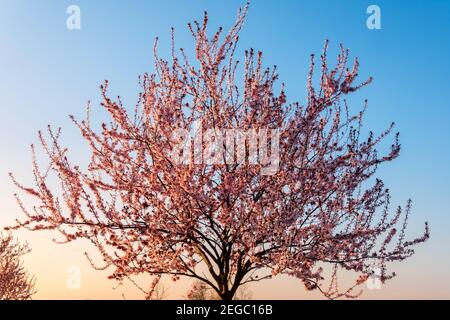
[
  {"x1": 0, "y1": 233, "x2": 35, "y2": 300},
  {"x1": 9, "y1": 4, "x2": 429, "y2": 300}
]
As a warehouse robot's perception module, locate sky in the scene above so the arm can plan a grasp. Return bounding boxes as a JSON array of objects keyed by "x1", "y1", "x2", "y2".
[{"x1": 0, "y1": 0, "x2": 449, "y2": 299}]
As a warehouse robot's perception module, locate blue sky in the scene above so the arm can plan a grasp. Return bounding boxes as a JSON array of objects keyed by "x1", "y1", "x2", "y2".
[{"x1": 0, "y1": 0, "x2": 449, "y2": 298}]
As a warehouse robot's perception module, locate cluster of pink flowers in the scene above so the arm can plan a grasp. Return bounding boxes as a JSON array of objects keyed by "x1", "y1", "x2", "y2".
[{"x1": 0, "y1": 233, "x2": 35, "y2": 300}]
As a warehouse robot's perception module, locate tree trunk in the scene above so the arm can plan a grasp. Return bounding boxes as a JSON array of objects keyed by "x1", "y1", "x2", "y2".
[{"x1": 219, "y1": 292, "x2": 234, "y2": 301}]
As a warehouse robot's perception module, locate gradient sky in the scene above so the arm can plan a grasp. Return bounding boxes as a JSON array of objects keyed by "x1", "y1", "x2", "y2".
[{"x1": 0, "y1": 0, "x2": 449, "y2": 299}]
